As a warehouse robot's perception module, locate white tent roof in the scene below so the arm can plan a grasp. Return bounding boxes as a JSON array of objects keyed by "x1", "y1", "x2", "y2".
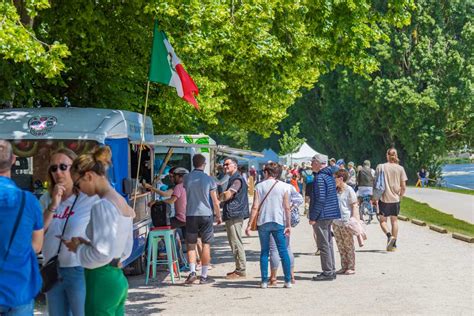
[{"x1": 279, "y1": 142, "x2": 327, "y2": 165}]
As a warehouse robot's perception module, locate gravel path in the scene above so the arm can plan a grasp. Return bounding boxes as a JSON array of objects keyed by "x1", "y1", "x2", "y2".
[
  {"x1": 125, "y1": 216, "x2": 474, "y2": 315},
  {"x1": 405, "y1": 187, "x2": 474, "y2": 224}
]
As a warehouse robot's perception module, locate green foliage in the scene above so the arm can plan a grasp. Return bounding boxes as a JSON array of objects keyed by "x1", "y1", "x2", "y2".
[
  {"x1": 0, "y1": 1, "x2": 69, "y2": 80},
  {"x1": 263, "y1": 0, "x2": 473, "y2": 178},
  {"x1": 1, "y1": 0, "x2": 414, "y2": 137},
  {"x1": 278, "y1": 122, "x2": 306, "y2": 155}
]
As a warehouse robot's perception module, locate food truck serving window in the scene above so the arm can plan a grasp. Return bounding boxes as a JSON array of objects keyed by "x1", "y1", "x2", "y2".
[
  {"x1": 10, "y1": 140, "x2": 99, "y2": 197},
  {"x1": 129, "y1": 144, "x2": 152, "y2": 223},
  {"x1": 155, "y1": 152, "x2": 192, "y2": 173}
]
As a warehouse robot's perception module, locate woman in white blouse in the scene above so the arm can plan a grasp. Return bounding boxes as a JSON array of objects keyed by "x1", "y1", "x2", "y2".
[{"x1": 64, "y1": 146, "x2": 134, "y2": 316}]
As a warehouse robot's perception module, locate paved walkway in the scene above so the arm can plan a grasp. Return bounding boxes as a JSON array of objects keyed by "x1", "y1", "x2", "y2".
[
  {"x1": 405, "y1": 187, "x2": 474, "y2": 224},
  {"x1": 125, "y1": 217, "x2": 474, "y2": 315}
]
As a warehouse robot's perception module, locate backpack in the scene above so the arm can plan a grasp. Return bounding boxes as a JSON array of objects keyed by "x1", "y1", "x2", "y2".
[
  {"x1": 303, "y1": 170, "x2": 314, "y2": 184},
  {"x1": 373, "y1": 164, "x2": 385, "y2": 201}
]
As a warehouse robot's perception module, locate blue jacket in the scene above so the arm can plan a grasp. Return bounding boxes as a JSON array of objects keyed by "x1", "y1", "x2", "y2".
[{"x1": 309, "y1": 167, "x2": 341, "y2": 221}]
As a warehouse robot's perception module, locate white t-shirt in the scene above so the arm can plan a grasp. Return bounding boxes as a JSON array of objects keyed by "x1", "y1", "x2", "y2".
[
  {"x1": 77, "y1": 199, "x2": 133, "y2": 269},
  {"x1": 42, "y1": 193, "x2": 99, "y2": 267},
  {"x1": 335, "y1": 185, "x2": 357, "y2": 225},
  {"x1": 255, "y1": 179, "x2": 290, "y2": 227}
]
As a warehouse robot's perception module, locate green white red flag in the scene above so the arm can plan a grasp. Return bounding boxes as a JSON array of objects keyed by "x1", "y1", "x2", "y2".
[{"x1": 148, "y1": 21, "x2": 199, "y2": 109}]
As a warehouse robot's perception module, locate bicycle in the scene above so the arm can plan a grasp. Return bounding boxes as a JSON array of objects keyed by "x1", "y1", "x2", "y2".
[{"x1": 359, "y1": 195, "x2": 376, "y2": 224}]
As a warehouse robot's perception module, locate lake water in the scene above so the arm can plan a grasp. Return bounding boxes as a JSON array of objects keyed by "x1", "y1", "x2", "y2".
[{"x1": 441, "y1": 163, "x2": 474, "y2": 190}]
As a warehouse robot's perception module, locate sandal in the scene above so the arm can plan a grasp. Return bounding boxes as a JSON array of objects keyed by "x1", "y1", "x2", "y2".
[
  {"x1": 269, "y1": 278, "x2": 278, "y2": 286},
  {"x1": 336, "y1": 269, "x2": 346, "y2": 275},
  {"x1": 344, "y1": 269, "x2": 355, "y2": 275},
  {"x1": 291, "y1": 278, "x2": 296, "y2": 284}
]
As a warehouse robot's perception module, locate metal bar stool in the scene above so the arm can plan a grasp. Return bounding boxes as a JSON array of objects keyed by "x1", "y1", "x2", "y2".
[{"x1": 145, "y1": 227, "x2": 181, "y2": 284}]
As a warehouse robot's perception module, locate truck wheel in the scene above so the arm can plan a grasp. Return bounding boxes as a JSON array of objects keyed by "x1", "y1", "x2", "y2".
[{"x1": 127, "y1": 253, "x2": 145, "y2": 276}]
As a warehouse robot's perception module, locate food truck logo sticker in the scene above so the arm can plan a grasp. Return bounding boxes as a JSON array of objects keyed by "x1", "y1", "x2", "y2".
[{"x1": 28, "y1": 116, "x2": 57, "y2": 136}]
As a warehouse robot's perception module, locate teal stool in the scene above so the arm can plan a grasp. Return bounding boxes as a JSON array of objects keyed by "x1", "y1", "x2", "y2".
[{"x1": 145, "y1": 227, "x2": 181, "y2": 284}]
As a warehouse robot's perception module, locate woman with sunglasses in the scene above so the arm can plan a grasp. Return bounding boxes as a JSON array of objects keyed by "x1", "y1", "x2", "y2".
[
  {"x1": 64, "y1": 146, "x2": 134, "y2": 316},
  {"x1": 40, "y1": 148, "x2": 98, "y2": 316}
]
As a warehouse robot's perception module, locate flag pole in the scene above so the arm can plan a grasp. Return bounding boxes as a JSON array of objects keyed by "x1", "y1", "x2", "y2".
[{"x1": 132, "y1": 80, "x2": 151, "y2": 213}]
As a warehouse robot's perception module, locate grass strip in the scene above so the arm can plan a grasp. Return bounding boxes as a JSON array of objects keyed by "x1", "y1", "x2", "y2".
[
  {"x1": 431, "y1": 187, "x2": 474, "y2": 196},
  {"x1": 400, "y1": 197, "x2": 474, "y2": 237}
]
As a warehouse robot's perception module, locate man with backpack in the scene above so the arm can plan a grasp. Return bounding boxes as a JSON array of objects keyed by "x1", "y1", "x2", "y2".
[
  {"x1": 0, "y1": 140, "x2": 44, "y2": 315},
  {"x1": 301, "y1": 164, "x2": 314, "y2": 213}
]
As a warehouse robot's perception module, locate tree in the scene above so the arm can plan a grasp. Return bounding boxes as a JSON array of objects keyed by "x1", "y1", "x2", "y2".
[
  {"x1": 1, "y1": 0, "x2": 414, "y2": 137},
  {"x1": 279, "y1": 123, "x2": 306, "y2": 155},
  {"x1": 266, "y1": 0, "x2": 473, "y2": 179}
]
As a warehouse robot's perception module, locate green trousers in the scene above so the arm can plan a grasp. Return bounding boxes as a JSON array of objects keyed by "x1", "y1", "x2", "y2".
[
  {"x1": 225, "y1": 218, "x2": 247, "y2": 273},
  {"x1": 84, "y1": 265, "x2": 128, "y2": 316}
]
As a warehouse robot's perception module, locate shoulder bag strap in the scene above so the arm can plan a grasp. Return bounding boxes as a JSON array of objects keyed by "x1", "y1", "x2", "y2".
[
  {"x1": 0, "y1": 191, "x2": 26, "y2": 270},
  {"x1": 56, "y1": 194, "x2": 80, "y2": 255},
  {"x1": 257, "y1": 180, "x2": 279, "y2": 213}
]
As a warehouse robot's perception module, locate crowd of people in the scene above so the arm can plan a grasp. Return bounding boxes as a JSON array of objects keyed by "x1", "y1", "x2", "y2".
[{"x1": 0, "y1": 138, "x2": 408, "y2": 315}]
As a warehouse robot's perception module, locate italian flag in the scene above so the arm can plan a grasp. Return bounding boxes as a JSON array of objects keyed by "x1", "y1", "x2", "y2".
[{"x1": 148, "y1": 21, "x2": 199, "y2": 109}]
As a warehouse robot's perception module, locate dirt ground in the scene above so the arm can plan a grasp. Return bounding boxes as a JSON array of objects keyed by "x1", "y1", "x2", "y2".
[{"x1": 124, "y1": 215, "x2": 474, "y2": 315}]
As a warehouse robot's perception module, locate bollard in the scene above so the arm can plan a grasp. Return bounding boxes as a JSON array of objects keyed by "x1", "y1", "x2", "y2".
[
  {"x1": 411, "y1": 219, "x2": 426, "y2": 226},
  {"x1": 452, "y1": 233, "x2": 474, "y2": 243},
  {"x1": 398, "y1": 215, "x2": 410, "y2": 221},
  {"x1": 429, "y1": 225, "x2": 448, "y2": 234}
]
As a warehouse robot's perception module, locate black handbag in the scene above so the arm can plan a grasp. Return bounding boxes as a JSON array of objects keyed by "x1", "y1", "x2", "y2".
[{"x1": 40, "y1": 195, "x2": 79, "y2": 293}]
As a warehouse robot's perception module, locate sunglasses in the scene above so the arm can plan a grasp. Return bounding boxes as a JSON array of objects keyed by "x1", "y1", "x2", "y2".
[
  {"x1": 49, "y1": 163, "x2": 71, "y2": 173},
  {"x1": 223, "y1": 163, "x2": 234, "y2": 167}
]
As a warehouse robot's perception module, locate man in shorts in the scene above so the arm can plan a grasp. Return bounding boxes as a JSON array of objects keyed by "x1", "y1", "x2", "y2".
[
  {"x1": 376, "y1": 148, "x2": 408, "y2": 251},
  {"x1": 184, "y1": 154, "x2": 221, "y2": 284}
]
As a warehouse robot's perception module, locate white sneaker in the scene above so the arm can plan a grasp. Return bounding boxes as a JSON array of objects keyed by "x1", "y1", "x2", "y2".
[
  {"x1": 284, "y1": 282, "x2": 292, "y2": 288},
  {"x1": 386, "y1": 237, "x2": 396, "y2": 251},
  {"x1": 261, "y1": 282, "x2": 268, "y2": 289}
]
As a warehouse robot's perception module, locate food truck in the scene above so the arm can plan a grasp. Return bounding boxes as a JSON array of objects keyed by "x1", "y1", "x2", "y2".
[
  {"x1": 153, "y1": 134, "x2": 217, "y2": 177},
  {"x1": 153, "y1": 134, "x2": 264, "y2": 178},
  {"x1": 0, "y1": 107, "x2": 154, "y2": 274}
]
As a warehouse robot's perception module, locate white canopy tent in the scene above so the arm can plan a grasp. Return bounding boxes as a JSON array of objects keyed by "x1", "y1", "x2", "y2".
[{"x1": 279, "y1": 142, "x2": 328, "y2": 166}]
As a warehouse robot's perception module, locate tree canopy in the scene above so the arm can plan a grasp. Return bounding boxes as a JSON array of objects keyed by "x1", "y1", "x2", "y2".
[
  {"x1": 259, "y1": 0, "x2": 473, "y2": 178},
  {"x1": 1, "y1": 0, "x2": 414, "y2": 136}
]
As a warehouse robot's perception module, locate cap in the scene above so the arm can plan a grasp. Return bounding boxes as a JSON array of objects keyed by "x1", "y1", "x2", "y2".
[
  {"x1": 312, "y1": 153, "x2": 327, "y2": 164},
  {"x1": 173, "y1": 167, "x2": 189, "y2": 175},
  {"x1": 348, "y1": 161, "x2": 354, "y2": 166},
  {"x1": 336, "y1": 159, "x2": 345, "y2": 166}
]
